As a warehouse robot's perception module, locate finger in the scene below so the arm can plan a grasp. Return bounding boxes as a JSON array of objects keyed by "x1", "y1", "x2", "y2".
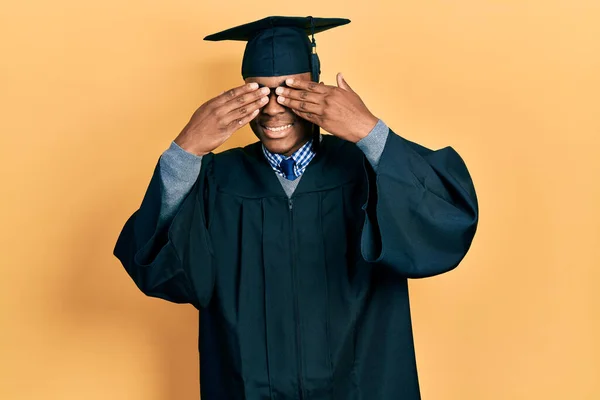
[
  {"x1": 284, "y1": 78, "x2": 330, "y2": 94},
  {"x1": 290, "y1": 108, "x2": 320, "y2": 124},
  {"x1": 215, "y1": 82, "x2": 266, "y2": 107},
  {"x1": 336, "y1": 73, "x2": 354, "y2": 92},
  {"x1": 277, "y1": 96, "x2": 323, "y2": 115},
  {"x1": 217, "y1": 82, "x2": 257, "y2": 104},
  {"x1": 234, "y1": 108, "x2": 260, "y2": 128},
  {"x1": 218, "y1": 86, "x2": 270, "y2": 117},
  {"x1": 226, "y1": 86, "x2": 270, "y2": 108},
  {"x1": 223, "y1": 95, "x2": 268, "y2": 127},
  {"x1": 275, "y1": 86, "x2": 322, "y2": 104}
]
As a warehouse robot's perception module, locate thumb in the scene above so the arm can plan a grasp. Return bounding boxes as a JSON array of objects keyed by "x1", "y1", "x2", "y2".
[{"x1": 336, "y1": 73, "x2": 354, "y2": 92}]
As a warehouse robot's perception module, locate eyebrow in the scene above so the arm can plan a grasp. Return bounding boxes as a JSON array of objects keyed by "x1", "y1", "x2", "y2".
[{"x1": 256, "y1": 80, "x2": 288, "y2": 90}]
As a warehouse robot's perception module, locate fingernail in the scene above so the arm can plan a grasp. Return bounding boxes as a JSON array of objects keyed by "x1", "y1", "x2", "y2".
[
  {"x1": 275, "y1": 87, "x2": 284, "y2": 95},
  {"x1": 286, "y1": 79, "x2": 294, "y2": 85},
  {"x1": 261, "y1": 96, "x2": 268, "y2": 103},
  {"x1": 261, "y1": 87, "x2": 270, "y2": 95},
  {"x1": 277, "y1": 96, "x2": 285, "y2": 103},
  {"x1": 250, "y1": 82, "x2": 259, "y2": 89}
]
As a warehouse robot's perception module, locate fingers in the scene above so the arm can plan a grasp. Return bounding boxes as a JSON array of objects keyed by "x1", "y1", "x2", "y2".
[
  {"x1": 215, "y1": 82, "x2": 270, "y2": 109},
  {"x1": 284, "y1": 78, "x2": 330, "y2": 93},
  {"x1": 215, "y1": 82, "x2": 256, "y2": 105},
  {"x1": 276, "y1": 96, "x2": 322, "y2": 115},
  {"x1": 222, "y1": 95, "x2": 267, "y2": 127},
  {"x1": 290, "y1": 108, "x2": 319, "y2": 124},
  {"x1": 213, "y1": 82, "x2": 269, "y2": 128},
  {"x1": 235, "y1": 108, "x2": 260, "y2": 127},
  {"x1": 274, "y1": 86, "x2": 321, "y2": 105}
]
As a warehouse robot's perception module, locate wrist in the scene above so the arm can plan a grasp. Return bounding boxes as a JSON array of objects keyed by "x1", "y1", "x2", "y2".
[
  {"x1": 174, "y1": 132, "x2": 209, "y2": 156},
  {"x1": 352, "y1": 114, "x2": 379, "y2": 143}
]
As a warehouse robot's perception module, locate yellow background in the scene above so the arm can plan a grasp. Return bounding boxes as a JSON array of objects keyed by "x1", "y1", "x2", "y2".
[{"x1": 1, "y1": 0, "x2": 599, "y2": 399}]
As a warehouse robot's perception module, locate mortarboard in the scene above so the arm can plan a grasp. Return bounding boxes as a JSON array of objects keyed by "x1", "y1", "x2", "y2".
[{"x1": 204, "y1": 16, "x2": 351, "y2": 83}]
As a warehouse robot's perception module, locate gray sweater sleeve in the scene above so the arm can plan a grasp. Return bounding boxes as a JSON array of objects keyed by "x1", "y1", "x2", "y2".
[
  {"x1": 355, "y1": 119, "x2": 390, "y2": 172},
  {"x1": 158, "y1": 141, "x2": 203, "y2": 226}
]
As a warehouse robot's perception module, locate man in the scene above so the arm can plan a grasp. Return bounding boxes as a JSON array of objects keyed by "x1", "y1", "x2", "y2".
[{"x1": 114, "y1": 16, "x2": 478, "y2": 400}]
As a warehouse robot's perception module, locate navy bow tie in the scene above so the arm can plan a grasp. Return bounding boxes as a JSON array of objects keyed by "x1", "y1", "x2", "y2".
[{"x1": 279, "y1": 158, "x2": 296, "y2": 180}]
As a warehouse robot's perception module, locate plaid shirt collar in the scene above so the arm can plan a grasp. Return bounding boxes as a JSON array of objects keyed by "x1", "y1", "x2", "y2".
[{"x1": 262, "y1": 138, "x2": 316, "y2": 180}]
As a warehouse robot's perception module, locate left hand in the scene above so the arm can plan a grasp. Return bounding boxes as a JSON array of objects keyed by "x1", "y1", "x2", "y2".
[{"x1": 275, "y1": 73, "x2": 379, "y2": 143}]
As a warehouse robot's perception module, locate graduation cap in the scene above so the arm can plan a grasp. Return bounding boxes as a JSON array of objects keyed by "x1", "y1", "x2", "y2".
[{"x1": 204, "y1": 16, "x2": 351, "y2": 82}]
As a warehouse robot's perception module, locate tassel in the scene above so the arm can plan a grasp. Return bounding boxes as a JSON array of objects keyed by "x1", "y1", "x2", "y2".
[
  {"x1": 309, "y1": 16, "x2": 320, "y2": 83},
  {"x1": 311, "y1": 52, "x2": 321, "y2": 83},
  {"x1": 308, "y1": 16, "x2": 321, "y2": 151}
]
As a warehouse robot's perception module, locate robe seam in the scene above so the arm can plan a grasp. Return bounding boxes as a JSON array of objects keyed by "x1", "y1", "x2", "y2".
[
  {"x1": 213, "y1": 180, "x2": 363, "y2": 200},
  {"x1": 317, "y1": 191, "x2": 335, "y2": 393}
]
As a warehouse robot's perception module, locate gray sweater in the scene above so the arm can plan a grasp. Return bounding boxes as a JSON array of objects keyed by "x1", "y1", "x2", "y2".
[{"x1": 158, "y1": 120, "x2": 390, "y2": 224}]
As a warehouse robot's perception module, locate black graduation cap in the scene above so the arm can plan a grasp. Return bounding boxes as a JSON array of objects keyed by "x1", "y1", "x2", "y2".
[{"x1": 204, "y1": 16, "x2": 351, "y2": 82}]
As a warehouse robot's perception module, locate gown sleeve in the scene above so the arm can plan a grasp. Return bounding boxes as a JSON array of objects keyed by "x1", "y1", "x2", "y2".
[
  {"x1": 360, "y1": 129, "x2": 479, "y2": 278},
  {"x1": 113, "y1": 150, "x2": 215, "y2": 309}
]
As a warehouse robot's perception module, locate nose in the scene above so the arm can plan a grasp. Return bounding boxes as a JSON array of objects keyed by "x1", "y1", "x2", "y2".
[{"x1": 261, "y1": 91, "x2": 286, "y2": 116}]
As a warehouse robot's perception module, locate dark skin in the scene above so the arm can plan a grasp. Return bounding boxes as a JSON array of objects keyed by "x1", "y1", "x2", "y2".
[
  {"x1": 175, "y1": 72, "x2": 378, "y2": 157},
  {"x1": 245, "y1": 72, "x2": 314, "y2": 156}
]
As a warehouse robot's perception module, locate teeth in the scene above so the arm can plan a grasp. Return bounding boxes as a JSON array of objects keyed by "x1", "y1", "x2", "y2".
[{"x1": 263, "y1": 124, "x2": 292, "y2": 132}]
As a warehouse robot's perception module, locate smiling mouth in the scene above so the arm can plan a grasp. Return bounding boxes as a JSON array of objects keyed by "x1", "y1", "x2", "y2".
[{"x1": 261, "y1": 123, "x2": 294, "y2": 132}]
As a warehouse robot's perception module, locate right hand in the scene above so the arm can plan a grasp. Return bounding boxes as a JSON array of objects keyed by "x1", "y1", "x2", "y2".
[{"x1": 174, "y1": 83, "x2": 270, "y2": 156}]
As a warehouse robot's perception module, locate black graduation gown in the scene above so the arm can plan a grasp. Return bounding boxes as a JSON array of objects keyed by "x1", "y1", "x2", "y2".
[{"x1": 114, "y1": 131, "x2": 478, "y2": 400}]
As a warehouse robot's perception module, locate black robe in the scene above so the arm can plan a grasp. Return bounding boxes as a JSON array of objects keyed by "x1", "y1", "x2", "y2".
[{"x1": 114, "y1": 131, "x2": 478, "y2": 400}]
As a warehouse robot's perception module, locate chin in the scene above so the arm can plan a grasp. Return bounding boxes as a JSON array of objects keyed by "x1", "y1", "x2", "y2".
[
  {"x1": 260, "y1": 136, "x2": 299, "y2": 155},
  {"x1": 261, "y1": 140, "x2": 296, "y2": 155},
  {"x1": 251, "y1": 122, "x2": 309, "y2": 156}
]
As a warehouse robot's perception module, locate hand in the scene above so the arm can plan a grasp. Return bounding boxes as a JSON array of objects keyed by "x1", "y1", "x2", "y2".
[
  {"x1": 274, "y1": 73, "x2": 379, "y2": 143},
  {"x1": 174, "y1": 83, "x2": 270, "y2": 156}
]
